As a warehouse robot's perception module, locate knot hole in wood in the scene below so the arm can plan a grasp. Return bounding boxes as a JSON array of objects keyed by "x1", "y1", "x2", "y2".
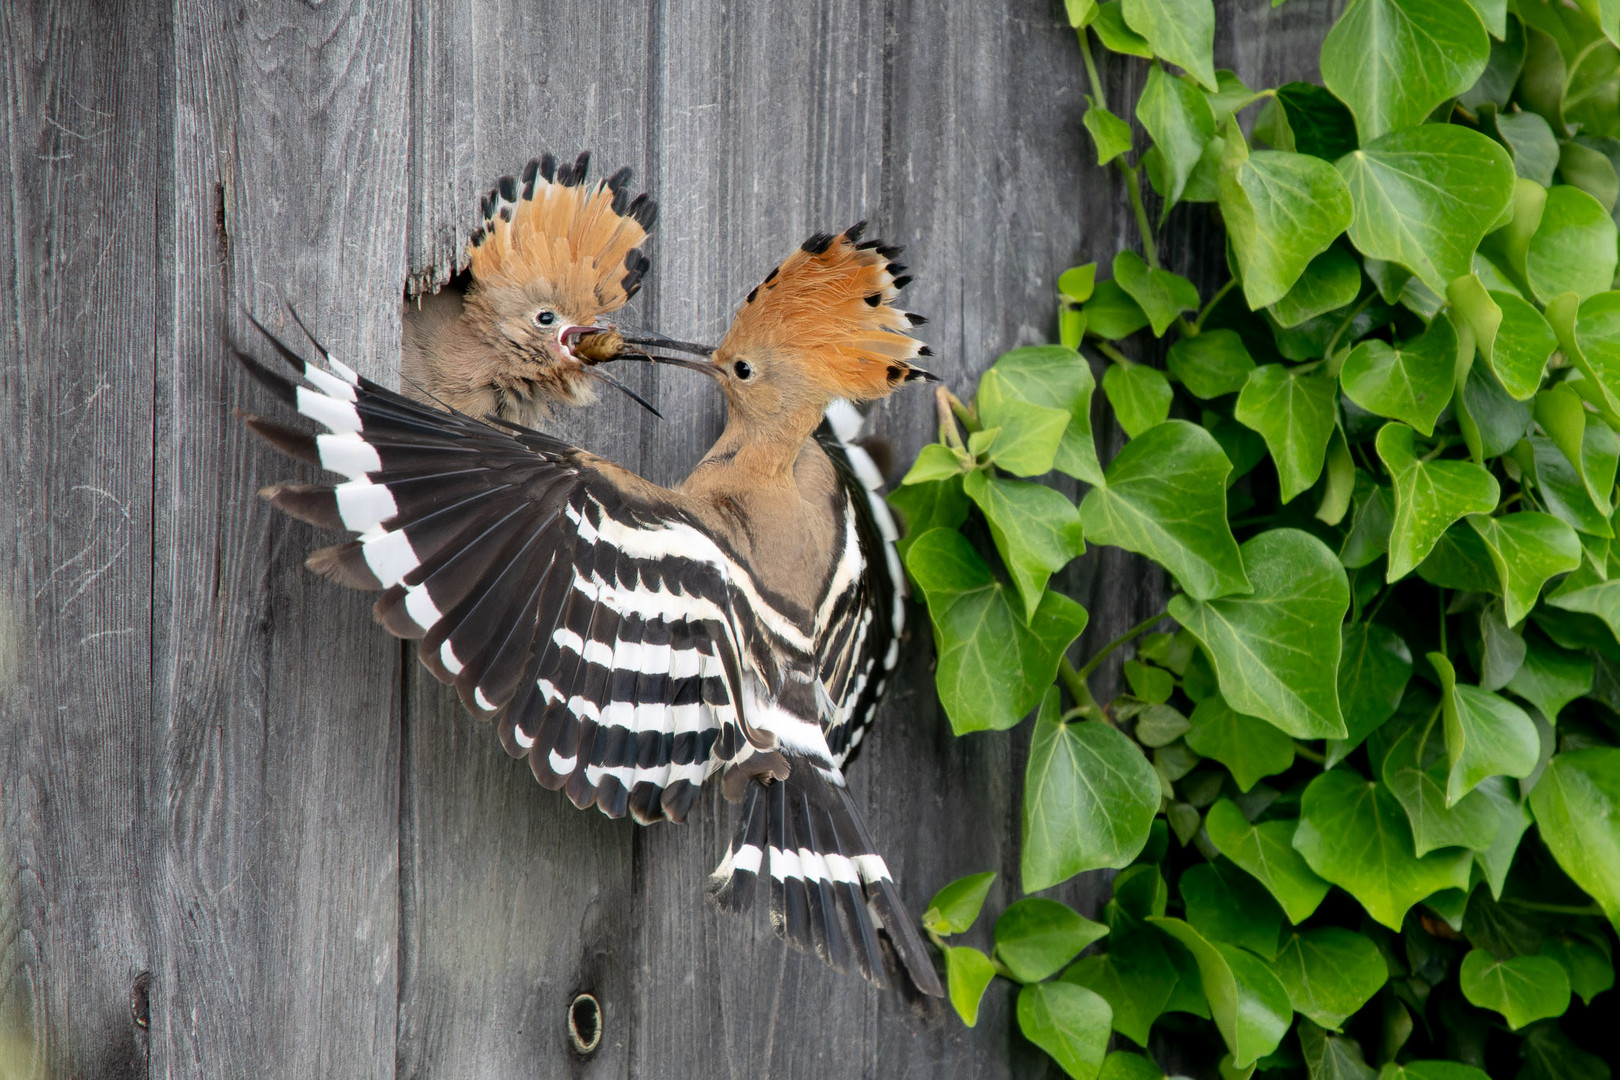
[{"x1": 567, "y1": 991, "x2": 601, "y2": 1056}]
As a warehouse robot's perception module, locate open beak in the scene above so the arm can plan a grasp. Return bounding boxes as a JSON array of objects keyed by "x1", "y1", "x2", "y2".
[{"x1": 556, "y1": 324, "x2": 603, "y2": 361}]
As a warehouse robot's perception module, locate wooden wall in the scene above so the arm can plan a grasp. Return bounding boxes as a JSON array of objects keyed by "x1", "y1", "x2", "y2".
[{"x1": 0, "y1": 1, "x2": 1334, "y2": 1075}]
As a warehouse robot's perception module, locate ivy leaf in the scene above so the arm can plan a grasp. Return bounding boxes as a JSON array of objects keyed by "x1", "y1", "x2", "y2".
[
  {"x1": 977, "y1": 368, "x2": 1071, "y2": 476},
  {"x1": 1220, "y1": 133, "x2": 1355, "y2": 309},
  {"x1": 964, "y1": 471, "x2": 1085, "y2": 623},
  {"x1": 1023, "y1": 689, "x2": 1159, "y2": 892},
  {"x1": 1180, "y1": 859, "x2": 1286, "y2": 957},
  {"x1": 1491, "y1": 107, "x2": 1561, "y2": 186},
  {"x1": 1378, "y1": 704, "x2": 1502, "y2": 854},
  {"x1": 1293, "y1": 769, "x2": 1473, "y2": 930},
  {"x1": 1458, "y1": 949, "x2": 1572, "y2": 1030},
  {"x1": 1560, "y1": 141, "x2": 1620, "y2": 213},
  {"x1": 1517, "y1": 1022, "x2": 1613, "y2": 1080},
  {"x1": 1136, "y1": 65, "x2": 1217, "y2": 212},
  {"x1": 1526, "y1": 186, "x2": 1620, "y2": 303},
  {"x1": 1080, "y1": 421, "x2": 1251, "y2": 601},
  {"x1": 1339, "y1": 315, "x2": 1460, "y2": 436},
  {"x1": 996, "y1": 898, "x2": 1110, "y2": 982},
  {"x1": 1098, "y1": 1051, "x2": 1165, "y2": 1080},
  {"x1": 1528, "y1": 748, "x2": 1620, "y2": 933},
  {"x1": 1466, "y1": 512, "x2": 1582, "y2": 624},
  {"x1": 1504, "y1": 632, "x2": 1593, "y2": 721},
  {"x1": 1269, "y1": 247, "x2": 1363, "y2": 329},
  {"x1": 1147, "y1": 917, "x2": 1293, "y2": 1069},
  {"x1": 1087, "y1": 280, "x2": 1153, "y2": 339},
  {"x1": 989, "y1": 345, "x2": 1104, "y2": 485},
  {"x1": 1376, "y1": 423, "x2": 1502, "y2": 581},
  {"x1": 1167, "y1": 329, "x2": 1257, "y2": 399},
  {"x1": 1115, "y1": 251, "x2": 1200, "y2": 336},
  {"x1": 1546, "y1": 562, "x2": 1620, "y2": 647},
  {"x1": 924, "y1": 871, "x2": 997, "y2": 935},
  {"x1": 1540, "y1": 934, "x2": 1616, "y2": 1005},
  {"x1": 1297, "y1": 1020, "x2": 1378, "y2": 1080},
  {"x1": 1169, "y1": 529, "x2": 1349, "y2": 739},
  {"x1": 906, "y1": 530, "x2": 1090, "y2": 733},
  {"x1": 1320, "y1": 0, "x2": 1491, "y2": 140},
  {"x1": 1338, "y1": 124, "x2": 1517, "y2": 295},
  {"x1": 1084, "y1": 96, "x2": 1135, "y2": 166},
  {"x1": 1274, "y1": 83, "x2": 1360, "y2": 163},
  {"x1": 1092, "y1": 0, "x2": 1153, "y2": 56},
  {"x1": 1121, "y1": 0, "x2": 1218, "y2": 89},
  {"x1": 1448, "y1": 273, "x2": 1504, "y2": 366},
  {"x1": 1487, "y1": 290, "x2": 1558, "y2": 399},
  {"x1": 1104, "y1": 363, "x2": 1175, "y2": 438},
  {"x1": 1341, "y1": 483, "x2": 1396, "y2": 569},
  {"x1": 1234, "y1": 365, "x2": 1339, "y2": 502},
  {"x1": 1431, "y1": 652, "x2": 1540, "y2": 804},
  {"x1": 1184, "y1": 693, "x2": 1296, "y2": 792},
  {"x1": 946, "y1": 945, "x2": 999, "y2": 1027},
  {"x1": 1063, "y1": 922, "x2": 1179, "y2": 1045},
  {"x1": 888, "y1": 474, "x2": 969, "y2": 561},
  {"x1": 1381, "y1": 1063, "x2": 1492, "y2": 1080},
  {"x1": 1530, "y1": 435, "x2": 1614, "y2": 538},
  {"x1": 1330, "y1": 622, "x2": 1414, "y2": 767},
  {"x1": 1457, "y1": 361, "x2": 1534, "y2": 461},
  {"x1": 1536, "y1": 382, "x2": 1620, "y2": 526},
  {"x1": 1204, "y1": 799, "x2": 1332, "y2": 923},
  {"x1": 901, "y1": 443, "x2": 969, "y2": 486},
  {"x1": 1017, "y1": 982, "x2": 1114, "y2": 1080},
  {"x1": 1060, "y1": 265, "x2": 1099, "y2": 304},
  {"x1": 1272, "y1": 928, "x2": 1388, "y2": 1030},
  {"x1": 1473, "y1": 776, "x2": 1533, "y2": 900}
]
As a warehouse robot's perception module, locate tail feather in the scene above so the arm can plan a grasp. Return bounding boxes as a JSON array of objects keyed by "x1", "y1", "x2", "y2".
[{"x1": 706, "y1": 756, "x2": 942, "y2": 997}]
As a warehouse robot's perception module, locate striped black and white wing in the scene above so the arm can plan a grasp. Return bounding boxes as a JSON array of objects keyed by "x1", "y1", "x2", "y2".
[
  {"x1": 813, "y1": 401, "x2": 905, "y2": 769},
  {"x1": 236, "y1": 315, "x2": 750, "y2": 825}
]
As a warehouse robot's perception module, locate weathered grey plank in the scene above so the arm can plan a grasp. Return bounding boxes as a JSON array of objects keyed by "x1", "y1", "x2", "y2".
[
  {"x1": 396, "y1": 4, "x2": 659, "y2": 1077},
  {"x1": 0, "y1": 2, "x2": 162, "y2": 1076},
  {"x1": 150, "y1": 2, "x2": 411, "y2": 1075}
]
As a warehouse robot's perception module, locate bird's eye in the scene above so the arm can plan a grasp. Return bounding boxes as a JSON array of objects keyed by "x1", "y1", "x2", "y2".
[
  {"x1": 534, "y1": 310, "x2": 557, "y2": 327},
  {"x1": 733, "y1": 360, "x2": 753, "y2": 380}
]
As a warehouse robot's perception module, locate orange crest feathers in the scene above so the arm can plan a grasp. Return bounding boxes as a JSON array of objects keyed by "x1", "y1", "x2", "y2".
[
  {"x1": 717, "y1": 223, "x2": 934, "y2": 400},
  {"x1": 467, "y1": 151, "x2": 657, "y2": 314}
]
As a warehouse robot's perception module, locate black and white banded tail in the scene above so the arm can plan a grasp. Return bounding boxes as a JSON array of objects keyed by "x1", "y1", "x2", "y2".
[{"x1": 708, "y1": 758, "x2": 942, "y2": 998}]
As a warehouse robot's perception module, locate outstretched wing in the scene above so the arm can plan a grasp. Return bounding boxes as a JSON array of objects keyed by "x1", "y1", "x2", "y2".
[
  {"x1": 812, "y1": 402, "x2": 905, "y2": 769},
  {"x1": 237, "y1": 314, "x2": 753, "y2": 824}
]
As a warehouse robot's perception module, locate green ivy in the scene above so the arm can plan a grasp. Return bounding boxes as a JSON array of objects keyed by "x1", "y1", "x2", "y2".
[{"x1": 910, "y1": 0, "x2": 1620, "y2": 1076}]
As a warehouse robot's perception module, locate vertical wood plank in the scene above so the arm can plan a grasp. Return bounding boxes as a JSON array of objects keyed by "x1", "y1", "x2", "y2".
[
  {"x1": 151, "y1": 2, "x2": 410, "y2": 1075},
  {"x1": 397, "y1": 3, "x2": 653, "y2": 1077},
  {"x1": 0, "y1": 2, "x2": 162, "y2": 1077}
]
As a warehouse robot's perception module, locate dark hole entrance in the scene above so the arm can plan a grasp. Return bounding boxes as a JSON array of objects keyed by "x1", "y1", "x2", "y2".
[{"x1": 567, "y1": 992, "x2": 602, "y2": 1056}]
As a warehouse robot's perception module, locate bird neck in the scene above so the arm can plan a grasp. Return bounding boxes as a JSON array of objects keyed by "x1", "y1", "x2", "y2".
[{"x1": 699, "y1": 400, "x2": 827, "y2": 486}]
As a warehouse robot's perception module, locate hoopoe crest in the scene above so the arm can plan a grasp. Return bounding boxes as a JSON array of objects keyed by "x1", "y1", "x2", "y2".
[{"x1": 402, "y1": 151, "x2": 657, "y2": 424}]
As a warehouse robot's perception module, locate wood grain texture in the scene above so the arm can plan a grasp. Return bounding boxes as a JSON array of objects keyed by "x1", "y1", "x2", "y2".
[
  {"x1": 152, "y1": 2, "x2": 411, "y2": 1077},
  {"x1": 0, "y1": 2, "x2": 1339, "y2": 1076}
]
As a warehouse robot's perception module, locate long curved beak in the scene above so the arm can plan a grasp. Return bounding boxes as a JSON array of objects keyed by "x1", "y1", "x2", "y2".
[
  {"x1": 619, "y1": 350, "x2": 720, "y2": 378},
  {"x1": 618, "y1": 331, "x2": 715, "y2": 357}
]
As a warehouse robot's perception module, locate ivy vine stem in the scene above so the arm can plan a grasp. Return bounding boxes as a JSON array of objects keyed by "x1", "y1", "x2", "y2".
[
  {"x1": 1501, "y1": 899, "x2": 1607, "y2": 916},
  {"x1": 1089, "y1": 339, "x2": 1132, "y2": 366},
  {"x1": 1059, "y1": 658, "x2": 1104, "y2": 720},
  {"x1": 1194, "y1": 279, "x2": 1237, "y2": 330},
  {"x1": 1077, "y1": 611, "x2": 1169, "y2": 681}
]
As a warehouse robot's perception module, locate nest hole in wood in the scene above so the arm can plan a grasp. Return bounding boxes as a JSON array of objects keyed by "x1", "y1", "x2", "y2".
[{"x1": 566, "y1": 991, "x2": 602, "y2": 1056}]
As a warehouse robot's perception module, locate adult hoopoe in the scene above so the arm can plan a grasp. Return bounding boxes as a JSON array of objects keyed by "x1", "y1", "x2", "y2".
[
  {"x1": 235, "y1": 223, "x2": 944, "y2": 997},
  {"x1": 402, "y1": 150, "x2": 658, "y2": 425}
]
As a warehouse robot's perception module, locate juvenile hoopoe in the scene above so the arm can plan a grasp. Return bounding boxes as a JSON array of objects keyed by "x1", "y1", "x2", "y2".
[
  {"x1": 235, "y1": 224, "x2": 943, "y2": 997},
  {"x1": 402, "y1": 150, "x2": 657, "y2": 425}
]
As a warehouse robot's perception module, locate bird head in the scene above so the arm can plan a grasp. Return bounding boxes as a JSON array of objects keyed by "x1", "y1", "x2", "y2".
[
  {"x1": 462, "y1": 151, "x2": 656, "y2": 406},
  {"x1": 678, "y1": 223, "x2": 935, "y2": 425}
]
